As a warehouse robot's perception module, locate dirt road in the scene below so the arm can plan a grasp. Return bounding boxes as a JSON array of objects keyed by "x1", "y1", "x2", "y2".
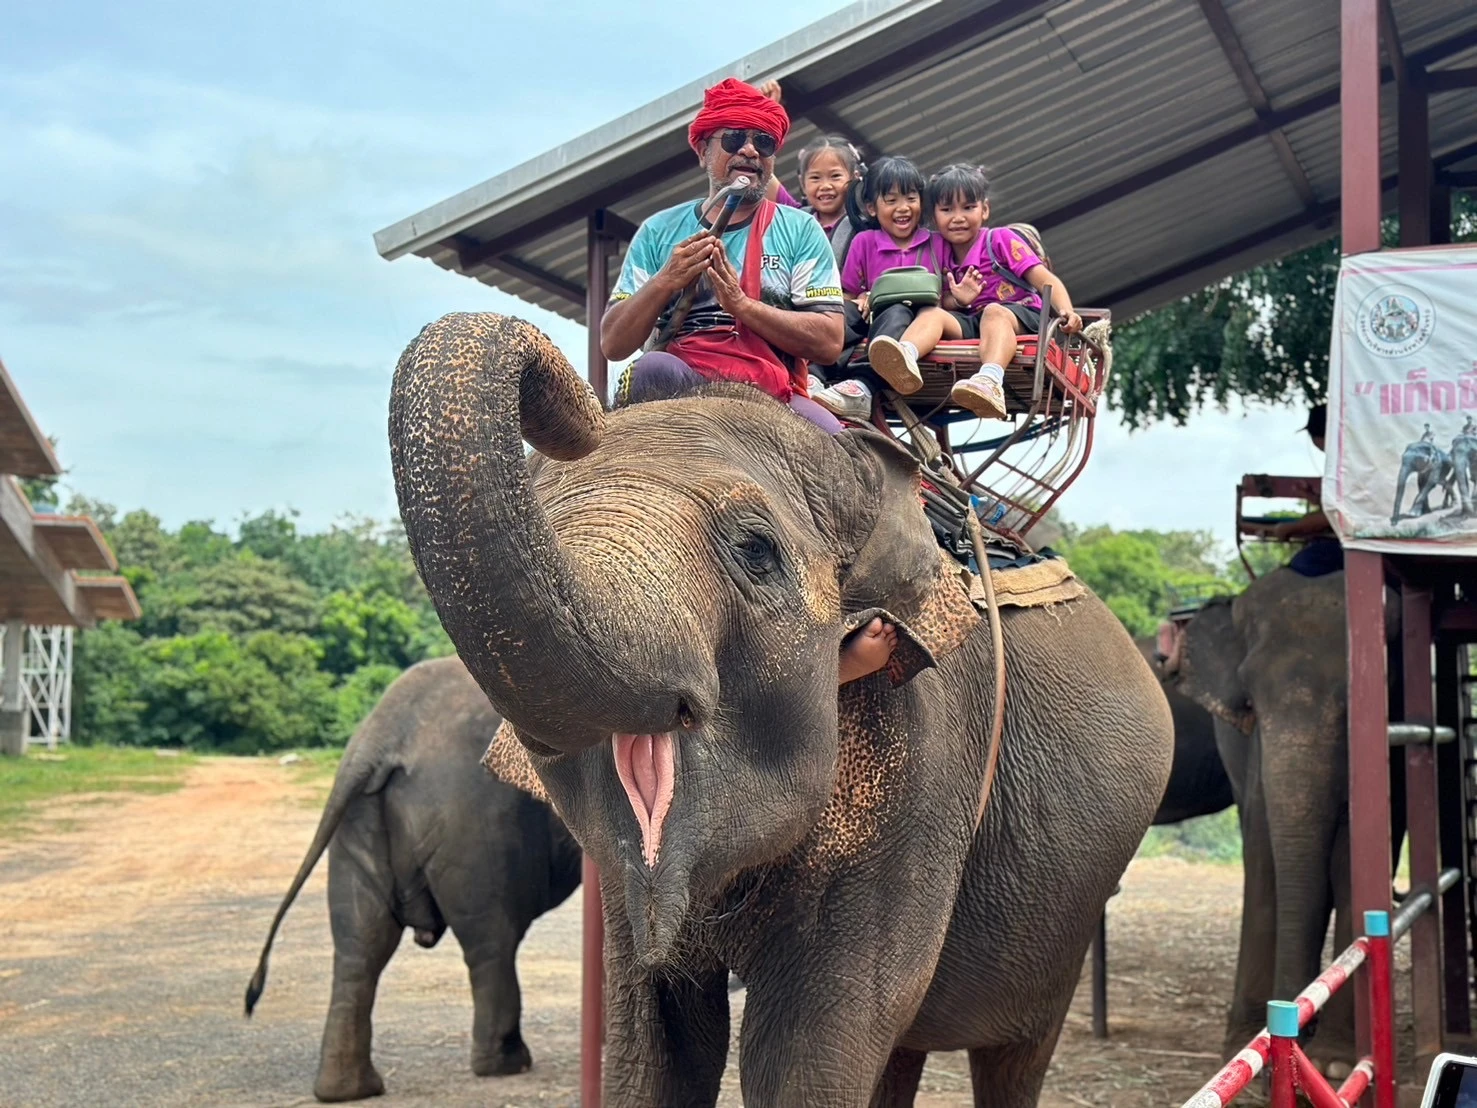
[{"x1": 0, "y1": 756, "x2": 1250, "y2": 1107}]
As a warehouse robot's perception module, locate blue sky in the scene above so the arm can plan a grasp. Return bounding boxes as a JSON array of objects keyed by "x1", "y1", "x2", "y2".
[{"x1": 2, "y1": 0, "x2": 1324, "y2": 552}]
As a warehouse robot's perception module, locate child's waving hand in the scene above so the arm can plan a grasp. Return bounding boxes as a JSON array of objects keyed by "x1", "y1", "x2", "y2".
[{"x1": 947, "y1": 267, "x2": 984, "y2": 309}]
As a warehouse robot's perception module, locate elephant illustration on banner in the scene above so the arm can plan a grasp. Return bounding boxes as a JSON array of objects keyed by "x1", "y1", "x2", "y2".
[{"x1": 1390, "y1": 426, "x2": 1456, "y2": 523}]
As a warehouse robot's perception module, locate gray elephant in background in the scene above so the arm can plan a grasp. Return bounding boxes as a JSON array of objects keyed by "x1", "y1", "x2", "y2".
[
  {"x1": 1160, "y1": 569, "x2": 1410, "y2": 1077},
  {"x1": 1391, "y1": 431, "x2": 1455, "y2": 523},
  {"x1": 388, "y1": 313, "x2": 1173, "y2": 1107},
  {"x1": 245, "y1": 655, "x2": 582, "y2": 1102},
  {"x1": 1137, "y1": 636, "x2": 1233, "y2": 825},
  {"x1": 1452, "y1": 418, "x2": 1477, "y2": 516}
]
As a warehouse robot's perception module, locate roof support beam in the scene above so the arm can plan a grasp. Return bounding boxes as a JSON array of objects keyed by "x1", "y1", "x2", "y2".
[
  {"x1": 1105, "y1": 137, "x2": 1477, "y2": 313},
  {"x1": 1195, "y1": 0, "x2": 1322, "y2": 221},
  {"x1": 1427, "y1": 67, "x2": 1477, "y2": 91},
  {"x1": 1378, "y1": 0, "x2": 1407, "y2": 87},
  {"x1": 452, "y1": 237, "x2": 587, "y2": 307},
  {"x1": 1036, "y1": 23, "x2": 1477, "y2": 234}
]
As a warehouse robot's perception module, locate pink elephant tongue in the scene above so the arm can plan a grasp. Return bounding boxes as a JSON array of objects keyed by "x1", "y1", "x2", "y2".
[{"x1": 612, "y1": 732, "x2": 675, "y2": 867}]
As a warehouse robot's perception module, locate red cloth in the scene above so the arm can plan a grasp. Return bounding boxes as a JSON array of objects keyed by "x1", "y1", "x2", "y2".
[
  {"x1": 687, "y1": 78, "x2": 791, "y2": 154},
  {"x1": 668, "y1": 200, "x2": 793, "y2": 401}
]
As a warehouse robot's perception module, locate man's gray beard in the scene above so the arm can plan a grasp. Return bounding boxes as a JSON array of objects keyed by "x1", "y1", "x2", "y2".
[{"x1": 707, "y1": 166, "x2": 769, "y2": 205}]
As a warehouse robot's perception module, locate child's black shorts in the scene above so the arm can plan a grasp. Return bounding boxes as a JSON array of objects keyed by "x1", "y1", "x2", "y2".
[{"x1": 950, "y1": 303, "x2": 1044, "y2": 340}]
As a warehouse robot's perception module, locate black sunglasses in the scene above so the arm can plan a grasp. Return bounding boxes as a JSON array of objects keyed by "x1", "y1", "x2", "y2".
[{"x1": 719, "y1": 129, "x2": 778, "y2": 158}]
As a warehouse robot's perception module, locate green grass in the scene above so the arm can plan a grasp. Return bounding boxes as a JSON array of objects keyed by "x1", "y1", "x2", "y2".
[
  {"x1": 0, "y1": 745, "x2": 197, "y2": 832},
  {"x1": 270, "y1": 747, "x2": 345, "y2": 808},
  {"x1": 1138, "y1": 807, "x2": 1243, "y2": 864}
]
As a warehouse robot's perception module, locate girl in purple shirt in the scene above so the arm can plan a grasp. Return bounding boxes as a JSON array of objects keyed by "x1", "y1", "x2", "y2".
[
  {"x1": 809, "y1": 155, "x2": 943, "y2": 421},
  {"x1": 867, "y1": 164, "x2": 1083, "y2": 420}
]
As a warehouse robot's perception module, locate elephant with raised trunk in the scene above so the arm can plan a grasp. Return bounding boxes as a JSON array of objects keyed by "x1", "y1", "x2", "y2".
[
  {"x1": 387, "y1": 312, "x2": 1173, "y2": 1108},
  {"x1": 245, "y1": 656, "x2": 582, "y2": 1102}
]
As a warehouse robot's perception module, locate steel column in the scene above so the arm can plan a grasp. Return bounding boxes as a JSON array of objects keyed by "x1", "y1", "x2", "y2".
[
  {"x1": 1398, "y1": 67, "x2": 1432, "y2": 247},
  {"x1": 1403, "y1": 586, "x2": 1444, "y2": 1063},
  {"x1": 1346, "y1": 549, "x2": 1392, "y2": 1057},
  {"x1": 586, "y1": 212, "x2": 617, "y2": 405},
  {"x1": 579, "y1": 209, "x2": 618, "y2": 1108},
  {"x1": 1342, "y1": 0, "x2": 1384, "y2": 254},
  {"x1": 580, "y1": 856, "x2": 603, "y2": 1108},
  {"x1": 1435, "y1": 631, "x2": 1471, "y2": 1036},
  {"x1": 0, "y1": 620, "x2": 22, "y2": 757}
]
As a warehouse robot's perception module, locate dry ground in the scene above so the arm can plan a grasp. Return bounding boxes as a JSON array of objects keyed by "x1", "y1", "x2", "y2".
[{"x1": 0, "y1": 755, "x2": 1402, "y2": 1107}]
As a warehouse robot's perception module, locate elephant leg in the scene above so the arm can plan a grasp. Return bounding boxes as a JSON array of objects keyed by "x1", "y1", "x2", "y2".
[
  {"x1": 600, "y1": 886, "x2": 729, "y2": 1108},
  {"x1": 868, "y1": 1048, "x2": 928, "y2": 1108},
  {"x1": 967, "y1": 1036, "x2": 1059, "y2": 1108},
  {"x1": 316, "y1": 840, "x2": 402, "y2": 1103},
  {"x1": 456, "y1": 924, "x2": 531, "y2": 1077},
  {"x1": 1224, "y1": 733, "x2": 1277, "y2": 1054},
  {"x1": 1392, "y1": 463, "x2": 1412, "y2": 523},
  {"x1": 1413, "y1": 468, "x2": 1437, "y2": 515},
  {"x1": 1306, "y1": 820, "x2": 1356, "y2": 1077}
]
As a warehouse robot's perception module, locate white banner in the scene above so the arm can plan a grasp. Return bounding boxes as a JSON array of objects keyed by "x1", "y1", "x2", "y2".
[{"x1": 1323, "y1": 245, "x2": 1477, "y2": 554}]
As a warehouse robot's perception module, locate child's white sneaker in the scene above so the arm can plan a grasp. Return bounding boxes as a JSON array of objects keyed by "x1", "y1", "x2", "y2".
[
  {"x1": 813, "y1": 378, "x2": 874, "y2": 420},
  {"x1": 867, "y1": 336, "x2": 923, "y2": 394},
  {"x1": 951, "y1": 368, "x2": 1008, "y2": 419},
  {"x1": 807, "y1": 374, "x2": 828, "y2": 398}
]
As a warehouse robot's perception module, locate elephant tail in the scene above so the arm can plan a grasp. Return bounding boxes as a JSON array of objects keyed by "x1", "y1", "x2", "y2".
[{"x1": 243, "y1": 744, "x2": 393, "y2": 1017}]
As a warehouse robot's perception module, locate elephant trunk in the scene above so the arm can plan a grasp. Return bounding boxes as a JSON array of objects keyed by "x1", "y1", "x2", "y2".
[{"x1": 389, "y1": 312, "x2": 706, "y2": 753}]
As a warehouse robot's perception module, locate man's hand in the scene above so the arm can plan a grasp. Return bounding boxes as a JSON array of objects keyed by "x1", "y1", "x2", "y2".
[
  {"x1": 656, "y1": 232, "x2": 718, "y2": 294},
  {"x1": 707, "y1": 240, "x2": 750, "y2": 316},
  {"x1": 758, "y1": 79, "x2": 783, "y2": 103},
  {"x1": 947, "y1": 268, "x2": 984, "y2": 308}
]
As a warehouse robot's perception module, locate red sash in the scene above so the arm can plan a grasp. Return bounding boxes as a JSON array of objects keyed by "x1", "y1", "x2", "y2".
[{"x1": 668, "y1": 200, "x2": 795, "y2": 402}]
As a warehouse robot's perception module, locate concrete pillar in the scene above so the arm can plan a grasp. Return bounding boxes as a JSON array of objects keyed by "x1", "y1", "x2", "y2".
[{"x1": 0, "y1": 620, "x2": 26, "y2": 756}]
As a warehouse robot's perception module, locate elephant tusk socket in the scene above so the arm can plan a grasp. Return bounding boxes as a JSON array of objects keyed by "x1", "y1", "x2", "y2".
[{"x1": 612, "y1": 732, "x2": 676, "y2": 867}]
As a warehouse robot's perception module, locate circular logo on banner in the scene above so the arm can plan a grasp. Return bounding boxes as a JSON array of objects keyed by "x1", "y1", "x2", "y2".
[{"x1": 1355, "y1": 285, "x2": 1435, "y2": 357}]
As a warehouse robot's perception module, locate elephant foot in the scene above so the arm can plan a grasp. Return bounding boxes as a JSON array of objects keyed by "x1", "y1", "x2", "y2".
[
  {"x1": 472, "y1": 1032, "x2": 532, "y2": 1077},
  {"x1": 313, "y1": 1064, "x2": 385, "y2": 1103}
]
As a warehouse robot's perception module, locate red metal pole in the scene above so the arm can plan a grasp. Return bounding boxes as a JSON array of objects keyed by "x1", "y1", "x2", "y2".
[
  {"x1": 1341, "y1": 0, "x2": 1383, "y2": 254},
  {"x1": 580, "y1": 855, "x2": 603, "y2": 1108},
  {"x1": 1403, "y1": 586, "x2": 1445, "y2": 1064},
  {"x1": 1267, "y1": 1001, "x2": 1300, "y2": 1108},
  {"x1": 1367, "y1": 910, "x2": 1396, "y2": 1108},
  {"x1": 1345, "y1": 550, "x2": 1391, "y2": 1060},
  {"x1": 580, "y1": 211, "x2": 611, "y2": 1108}
]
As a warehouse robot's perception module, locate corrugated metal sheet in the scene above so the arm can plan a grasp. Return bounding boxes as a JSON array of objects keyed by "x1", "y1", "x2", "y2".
[{"x1": 377, "y1": 0, "x2": 1477, "y2": 325}]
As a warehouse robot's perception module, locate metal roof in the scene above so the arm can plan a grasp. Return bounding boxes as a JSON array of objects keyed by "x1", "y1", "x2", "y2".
[{"x1": 374, "y1": 0, "x2": 1477, "y2": 324}]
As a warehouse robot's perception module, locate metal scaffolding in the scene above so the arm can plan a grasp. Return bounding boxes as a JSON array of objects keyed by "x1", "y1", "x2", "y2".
[{"x1": 0, "y1": 624, "x2": 74, "y2": 749}]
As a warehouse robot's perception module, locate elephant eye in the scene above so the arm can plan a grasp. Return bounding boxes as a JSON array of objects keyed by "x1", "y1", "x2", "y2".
[{"x1": 734, "y1": 531, "x2": 779, "y2": 577}]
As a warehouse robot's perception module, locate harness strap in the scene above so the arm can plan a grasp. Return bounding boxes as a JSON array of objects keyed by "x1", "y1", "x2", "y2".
[{"x1": 966, "y1": 511, "x2": 1007, "y2": 832}]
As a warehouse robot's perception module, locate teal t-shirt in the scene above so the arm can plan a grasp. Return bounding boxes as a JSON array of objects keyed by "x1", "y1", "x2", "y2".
[{"x1": 611, "y1": 199, "x2": 844, "y2": 345}]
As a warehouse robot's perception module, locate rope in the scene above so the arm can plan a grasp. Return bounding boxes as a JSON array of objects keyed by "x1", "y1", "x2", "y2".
[{"x1": 966, "y1": 511, "x2": 1007, "y2": 831}]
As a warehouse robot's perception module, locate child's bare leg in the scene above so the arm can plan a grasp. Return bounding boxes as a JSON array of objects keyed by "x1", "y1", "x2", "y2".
[
  {"x1": 977, "y1": 304, "x2": 1023, "y2": 367},
  {"x1": 951, "y1": 305, "x2": 1023, "y2": 420},
  {"x1": 839, "y1": 618, "x2": 897, "y2": 684},
  {"x1": 868, "y1": 308, "x2": 962, "y2": 395}
]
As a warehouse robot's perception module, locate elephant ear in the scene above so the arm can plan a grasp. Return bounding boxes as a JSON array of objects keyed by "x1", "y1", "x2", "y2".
[
  {"x1": 482, "y1": 719, "x2": 551, "y2": 804},
  {"x1": 834, "y1": 429, "x2": 981, "y2": 683}
]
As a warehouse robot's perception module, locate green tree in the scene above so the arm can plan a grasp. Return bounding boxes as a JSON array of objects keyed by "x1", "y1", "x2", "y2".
[
  {"x1": 317, "y1": 587, "x2": 421, "y2": 676},
  {"x1": 1111, "y1": 193, "x2": 1477, "y2": 427}
]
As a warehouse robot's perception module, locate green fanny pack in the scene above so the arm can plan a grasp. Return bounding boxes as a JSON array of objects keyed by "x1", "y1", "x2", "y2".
[{"x1": 868, "y1": 265, "x2": 941, "y2": 316}]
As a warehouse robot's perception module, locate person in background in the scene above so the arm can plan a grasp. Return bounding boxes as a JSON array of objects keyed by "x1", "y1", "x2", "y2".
[
  {"x1": 809, "y1": 155, "x2": 940, "y2": 420},
  {"x1": 1244, "y1": 403, "x2": 1343, "y2": 576}
]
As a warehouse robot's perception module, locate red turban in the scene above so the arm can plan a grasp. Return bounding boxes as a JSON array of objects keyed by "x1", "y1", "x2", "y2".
[{"x1": 687, "y1": 77, "x2": 791, "y2": 154}]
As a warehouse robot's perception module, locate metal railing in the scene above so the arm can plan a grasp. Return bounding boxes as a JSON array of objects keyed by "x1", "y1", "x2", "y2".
[{"x1": 1180, "y1": 868, "x2": 1460, "y2": 1108}]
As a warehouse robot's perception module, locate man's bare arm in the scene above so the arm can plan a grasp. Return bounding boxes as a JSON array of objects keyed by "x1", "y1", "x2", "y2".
[
  {"x1": 600, "y1": 232, "x2": 716, "y2": 361},
  {"x1": 735, "y1": 301, "x2": 845, "y2": 365}
]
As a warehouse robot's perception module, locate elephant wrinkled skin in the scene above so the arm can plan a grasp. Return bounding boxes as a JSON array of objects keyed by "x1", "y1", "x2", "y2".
[
  {"x1": 245, "y1": 656, "x2": 582, "y2": 1102},
  {"x1": 388, "y1": 312, "x2": 1174, "y2": 1108}
]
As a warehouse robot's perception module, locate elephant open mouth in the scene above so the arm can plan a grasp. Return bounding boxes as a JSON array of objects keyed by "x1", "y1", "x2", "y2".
[{"x1": 613, "y1": 732, "x2": 676, "y2": 867}]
